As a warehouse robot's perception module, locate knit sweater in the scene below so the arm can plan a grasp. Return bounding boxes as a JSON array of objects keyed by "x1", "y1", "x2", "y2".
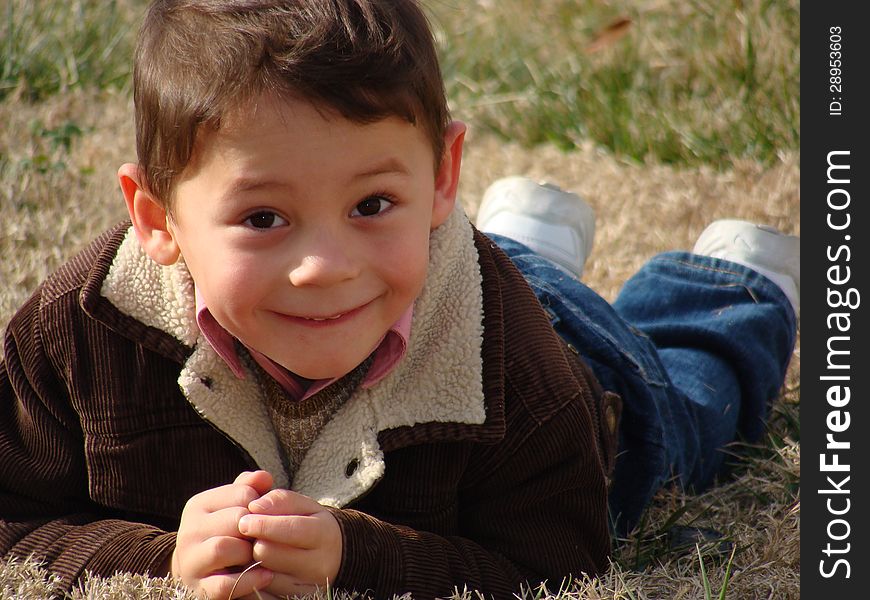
[
  {"x1": 255, "y1": 352, "x2": 375, "y2": 482},
  {"x1": 0, "y1": 205, "x2": 619, "y2": 599}
]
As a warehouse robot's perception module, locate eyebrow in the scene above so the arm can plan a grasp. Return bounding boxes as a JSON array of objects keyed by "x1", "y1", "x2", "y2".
[
  {"x1": 351, "y1": 157, "x2": 411, "y2": 181},
  {"x1": 223, "y1": 157, "x2": 411, "y2": 200},
  {"x1": 223, "y1": 177, "x2": 293, "y2": 199}
]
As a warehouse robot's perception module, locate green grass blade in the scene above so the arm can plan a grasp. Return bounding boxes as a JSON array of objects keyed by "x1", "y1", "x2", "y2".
[
  {"x1": 697, "y1": 543, "x2": 712, "y2": 600},
  {"x1": 717, "y1": 544, "x2": 738, "y2": 600}
]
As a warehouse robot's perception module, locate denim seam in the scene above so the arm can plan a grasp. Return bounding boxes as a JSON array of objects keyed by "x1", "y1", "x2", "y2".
[
  {"x1": 656, "y1": 256, "x2": 782, "y2": 296},
  {"x1": 657, "y1": 256, "x2": 746, "y2": 277},
  {"x1": 656, "y1": 255, "x2": 797, "y2": 327},
  {"x1": 528, "y1": 278, "x2": 668, "y2": 388}
]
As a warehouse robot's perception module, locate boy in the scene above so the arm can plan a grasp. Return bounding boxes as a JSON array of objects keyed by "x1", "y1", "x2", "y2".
[{"x1": 0, "y1": 2, "x2": 797, "y2": 599}]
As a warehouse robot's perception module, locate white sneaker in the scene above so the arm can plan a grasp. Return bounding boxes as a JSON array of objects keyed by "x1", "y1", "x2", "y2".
[
  {"x1": 476, "y1": 176, "x2": 596, "y2": 279},
  {"x1": 693, "y1": 219, "x2": 800, "y2": 314}
]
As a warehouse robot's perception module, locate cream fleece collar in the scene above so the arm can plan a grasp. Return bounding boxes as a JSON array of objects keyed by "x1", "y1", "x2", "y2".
[{"x1": 101, "y1": 206, "x2": 485, "y2": 506}]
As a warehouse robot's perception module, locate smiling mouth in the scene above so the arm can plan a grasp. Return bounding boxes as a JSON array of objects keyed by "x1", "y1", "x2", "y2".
[
  {"x1": 276, "y1": 300, "x2": 372, "y2": 326},
  {"x1": 305, "y1": 313, "x2": 344, "y2": 322}
]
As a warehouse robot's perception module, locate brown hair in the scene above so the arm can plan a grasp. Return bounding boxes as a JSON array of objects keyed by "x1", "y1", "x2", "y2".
[{"x1": 133, "y1": 0, "x2": 450, "y2": 205}]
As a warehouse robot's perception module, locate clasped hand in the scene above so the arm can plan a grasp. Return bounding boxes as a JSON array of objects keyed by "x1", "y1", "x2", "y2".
[{"x1": 171, "y1": 470, "x2": 342, "y2": 599}]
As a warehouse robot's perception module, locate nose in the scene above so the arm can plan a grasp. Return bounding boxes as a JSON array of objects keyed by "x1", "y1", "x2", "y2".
[{"x1": 288, "y1": 231, "x2": 360, "y2": 287}]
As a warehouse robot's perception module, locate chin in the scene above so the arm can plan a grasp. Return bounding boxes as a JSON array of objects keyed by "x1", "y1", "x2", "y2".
[{"x1": 294, "y1": 358, "x2": 362, "y2": 380}]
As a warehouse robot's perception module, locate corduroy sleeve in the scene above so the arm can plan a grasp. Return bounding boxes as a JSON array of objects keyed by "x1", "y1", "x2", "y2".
[
  {"x1": 330, "y1": 393, "x2": 611, "y2": 600},
  {"x1": 0, "y1": 290, "x2": 175, "y2": 591}
]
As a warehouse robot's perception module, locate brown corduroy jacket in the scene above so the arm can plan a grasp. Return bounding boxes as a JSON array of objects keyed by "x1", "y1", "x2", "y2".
[{"x1": 0, "y1": 207, "x2": 619, "y2": 599}]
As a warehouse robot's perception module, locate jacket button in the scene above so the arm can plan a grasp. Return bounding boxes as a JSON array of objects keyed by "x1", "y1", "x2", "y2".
[{"x1": 345, "y1": 458, "x2": 360, "y2": 478}]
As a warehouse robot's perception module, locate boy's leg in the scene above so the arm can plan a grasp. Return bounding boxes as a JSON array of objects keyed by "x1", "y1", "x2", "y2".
[
  {"x1": 608, "y1": 250, "x2": 797, "y2": 526},
  {"x1": 477, "y1": 178, "x2": 798, "y2": 534}
]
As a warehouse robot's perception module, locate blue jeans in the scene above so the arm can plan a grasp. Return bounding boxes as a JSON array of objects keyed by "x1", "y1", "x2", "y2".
[{"x1": 490, "y1": 235, "x2": 797, "y2": 534}]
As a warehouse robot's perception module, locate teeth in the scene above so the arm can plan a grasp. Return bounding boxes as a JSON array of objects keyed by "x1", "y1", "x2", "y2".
[{"x1": 309, "y1": 314, "x2": 343, "y2": 321}]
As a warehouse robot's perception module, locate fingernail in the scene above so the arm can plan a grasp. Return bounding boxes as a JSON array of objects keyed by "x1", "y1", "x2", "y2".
[{"x1": 238, "y1": 515, "x2": 252, "y2": 534}]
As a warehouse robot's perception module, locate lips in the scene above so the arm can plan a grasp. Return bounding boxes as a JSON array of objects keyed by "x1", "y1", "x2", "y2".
[
  {"x1": 273, "y1": 299, "x2": 373, "y2": 328},
  {"x1": 305, "y1": 313, "x2": 344, "y2": 322}
]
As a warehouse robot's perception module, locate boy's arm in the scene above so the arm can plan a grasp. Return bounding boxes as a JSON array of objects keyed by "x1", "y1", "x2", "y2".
[
  {"x1": 0, "y1": 291, "x2": 175, "y2": 589},
  {"x1": 331, "y1": 392, "x2": 611, "y2": 599}
]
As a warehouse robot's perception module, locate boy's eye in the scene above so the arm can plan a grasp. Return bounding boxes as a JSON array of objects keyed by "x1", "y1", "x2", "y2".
[
  {"x1": 352, "y1": 195, "x2": 393, "y2": 217},
  {"x1": 244, "y1": 211, "x2": 287, "y2": 229}
]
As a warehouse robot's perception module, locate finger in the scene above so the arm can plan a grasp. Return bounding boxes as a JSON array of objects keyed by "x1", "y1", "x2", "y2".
[
  {"x1": 238, "y1": 514, "x2": 322, "y2": 548},
  {"x1": 234, "y1": 470, "x2": 274, "y2": 496},
  {"x1": 253, "y1": 540, "x2": 341, "y2": 593},
  {"x1": 252, "y1": 539, "x2": 298, "y2": 574},
  {"x1": 251, "y1": 540, "x2": 327, "y2": 579},
  {"x1": 201, "y1": 565, "x2": 273, "y2": 600},
  {"x1": 190, "y1": 482, "x2": 263, "y2": 514},
  {"x1": 248, "y1": 488, "x2": 321, "y2": 516},
  {"x1": 180, "y1": 504, "x2": 252, "y2": 542},
  {"x1": 181, "y1": 535, "x2": 255, "y2": 578}
]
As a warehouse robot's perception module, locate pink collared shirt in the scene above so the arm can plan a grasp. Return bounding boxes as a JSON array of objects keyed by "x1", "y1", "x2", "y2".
[{"x1": 194, "y1": 288, "x2": 412, "y2": 401}]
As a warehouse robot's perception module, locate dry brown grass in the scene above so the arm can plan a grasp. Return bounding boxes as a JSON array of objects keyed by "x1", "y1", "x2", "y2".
[
  {"x1": 0, "y1": 89, "x2": 131, "y2": 324},
  {"x1": 0, "y1": 89, "x2": 799, "y2": 598}
]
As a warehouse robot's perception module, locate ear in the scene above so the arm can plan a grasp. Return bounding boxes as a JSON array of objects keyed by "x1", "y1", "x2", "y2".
[
  {"x1": 118, "y1": 163, "x2": 181, "y2": 265},
  {"x1": 431, "y1": 121, "x2": 466, "y2": 230}
]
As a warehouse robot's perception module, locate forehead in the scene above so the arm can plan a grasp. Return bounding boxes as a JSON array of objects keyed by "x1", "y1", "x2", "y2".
[{"x1": 181, "y1": 94, "x2": 436, "y2": 188}]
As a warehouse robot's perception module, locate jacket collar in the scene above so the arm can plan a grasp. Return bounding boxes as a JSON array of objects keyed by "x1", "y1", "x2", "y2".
[{"x1": 87, "y1": 206, "x2": 502, "y2": 505}]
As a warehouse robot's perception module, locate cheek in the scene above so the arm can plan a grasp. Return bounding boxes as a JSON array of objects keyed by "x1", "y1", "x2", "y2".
[
  {"x1": 186, "y1": 250, "x2": 272, "y2": 315},
  {"x1": 377, "y1": 232, "x2": 431, "y2": 299}
]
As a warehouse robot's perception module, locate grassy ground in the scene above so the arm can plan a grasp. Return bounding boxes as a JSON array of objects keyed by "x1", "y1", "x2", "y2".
[
  {"x1": 1, "y1": 0, "x2": 800, "y2": 167},
  {"x1": 1, "y1": 0, "x2": 799, "y2": 598},
  {"x1": 434, "y1": 0, "x2": 800, "y2": 167}
]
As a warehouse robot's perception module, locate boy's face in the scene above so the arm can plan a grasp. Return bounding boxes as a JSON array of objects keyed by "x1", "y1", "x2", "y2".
[{"x1": 123, "y1": 95, "x2": 463, "y2": 380}]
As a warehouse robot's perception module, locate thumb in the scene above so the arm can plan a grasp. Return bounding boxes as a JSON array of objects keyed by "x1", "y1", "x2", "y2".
[
  {"x1": 248, "y1": 488, "x2": 322, "y2": 516},
  {"x1": 233, "y1": 470, "x2": 274, "y2": 496}
]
